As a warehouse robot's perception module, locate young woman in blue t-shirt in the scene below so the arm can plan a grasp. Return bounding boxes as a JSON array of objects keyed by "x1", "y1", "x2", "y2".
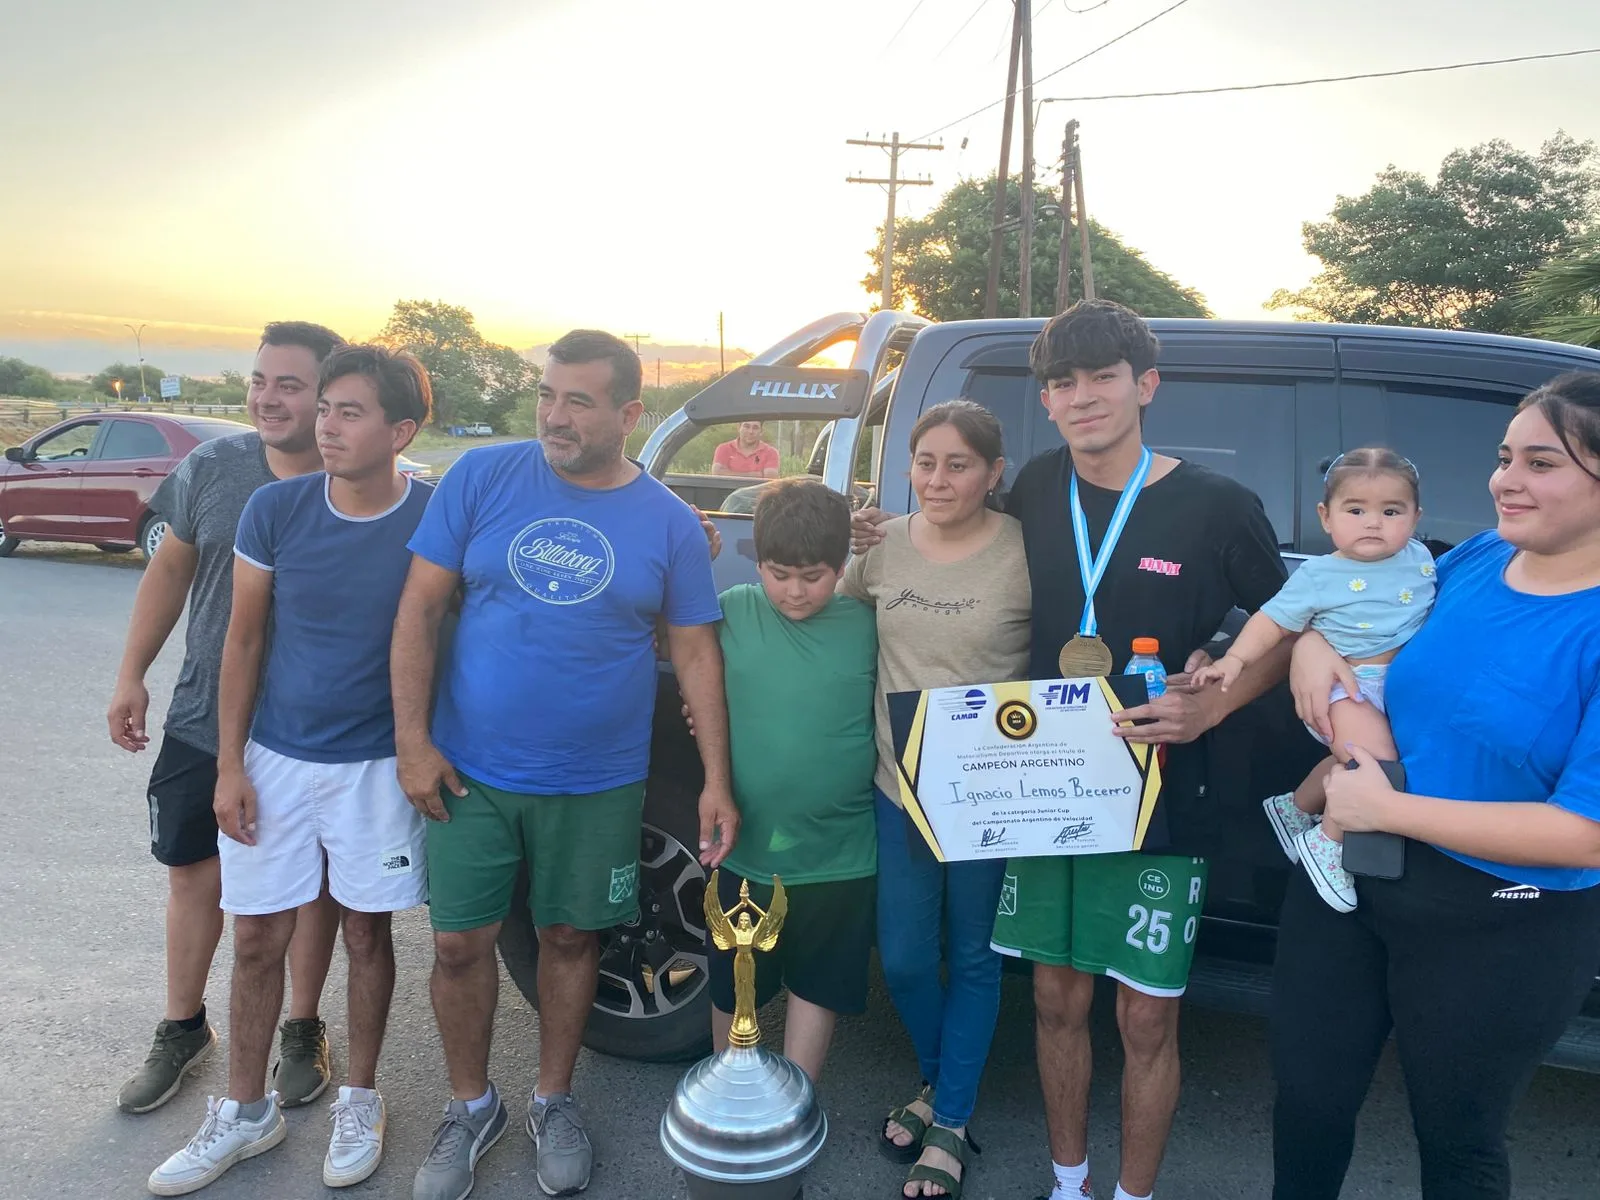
[{"x1": 1270, "y1": 371, "x2": 1600, "y2": 1200}]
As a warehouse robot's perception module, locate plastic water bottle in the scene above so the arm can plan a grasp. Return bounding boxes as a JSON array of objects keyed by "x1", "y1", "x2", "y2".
[{"x1": 1123, "y1": 637, "x2": 1167, "y2": 699}]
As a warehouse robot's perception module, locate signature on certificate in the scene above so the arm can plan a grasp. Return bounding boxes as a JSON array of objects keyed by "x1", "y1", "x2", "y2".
[
  {"x1": 1053, "y1": 820, "x2": 1095, "y2": 845},
  {"x1": 979, "y1": 826, "x2": 1008, "y2": 848}
]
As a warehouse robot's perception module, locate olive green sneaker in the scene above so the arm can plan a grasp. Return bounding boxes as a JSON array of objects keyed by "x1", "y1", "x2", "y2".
[
  {"x1": 271, "y1": 1017, "x2": 331, "y2": 1107},
  {"x1": 118, "y1": 1019, "x2": 218, "y2": 1114}
]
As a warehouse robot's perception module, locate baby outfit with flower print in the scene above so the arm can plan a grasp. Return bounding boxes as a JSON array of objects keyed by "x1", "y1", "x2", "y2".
[{"x1": 1261, "y1": 539, "x2": 1437, "y2": 745}]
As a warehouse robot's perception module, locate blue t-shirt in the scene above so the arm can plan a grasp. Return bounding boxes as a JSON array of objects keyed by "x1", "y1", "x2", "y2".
[
  {"x1": 1385, "y1": 530, "x2": 1600, "y2": 890},
  {"x1": 235, "y1": 473, "x2": 433, "y2": 763},
  {"x1": 1262, "y1": 539, "x2": 1436, "y2": 659},
  {"x1": 407, "y1": 441, "x2": 722, "y2": 794}
]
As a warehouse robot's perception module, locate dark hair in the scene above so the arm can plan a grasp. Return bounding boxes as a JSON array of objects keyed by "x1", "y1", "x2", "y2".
[
  {"x1": 1517, "y1": 371, "x2": 1600, "y2": 482},
  {"x1": 909, "y1": 399, "x2": 1004, "y2": 465},
  {"x1": 1030, "y1": 299, "x2": 1160, "y2": 384},
  {"x1": 1321, "y1": 447, "x2": 1420, "y2": 507},
  {"x1": 546, "y1": 329, "x2": 643, "y2": 407},
  {"x1": 260, "y1": 321, "x2": 346, "y2": 363},
  {"x1": 753, "y1": 478, "x2": 852, "y2": 570},
  {"x1": 318, "y1": 344, "x2": 432, "y2": 427}
]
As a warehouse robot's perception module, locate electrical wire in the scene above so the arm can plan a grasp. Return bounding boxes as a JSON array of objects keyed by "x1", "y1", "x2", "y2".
[
  {"x1": 912, "y1": 0, "x2": 1194, "y2": 140},
  {"x1": 1035, "y1": 45, "x2": 1600, "y2": 102},
  {"x1": 882, "y1": 0, "x2": 933, "y2": 54},
  {"x1": 937, "y1": 0, "x2": 997, "y2": 60}
]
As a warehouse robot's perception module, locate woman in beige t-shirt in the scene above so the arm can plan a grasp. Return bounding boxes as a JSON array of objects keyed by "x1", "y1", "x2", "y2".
[{"x1": 842, "y1": 400, "x2": 1031, "y2": 1199}]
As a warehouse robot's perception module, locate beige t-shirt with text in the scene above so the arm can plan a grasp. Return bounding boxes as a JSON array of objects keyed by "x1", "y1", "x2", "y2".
[{"x1": 841, "y1": 514, "x2": 1033, "y2": 801}]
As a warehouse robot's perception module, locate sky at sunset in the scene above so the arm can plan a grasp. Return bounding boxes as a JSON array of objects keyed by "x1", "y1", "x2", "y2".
[{"x1": 3, "y1": 0, "x2": 1598, "y2": 377}]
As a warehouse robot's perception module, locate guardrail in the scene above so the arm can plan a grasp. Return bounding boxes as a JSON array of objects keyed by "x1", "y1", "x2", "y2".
[{"x1": 0, "y1": 396, "x2": 249, "y2": 427}]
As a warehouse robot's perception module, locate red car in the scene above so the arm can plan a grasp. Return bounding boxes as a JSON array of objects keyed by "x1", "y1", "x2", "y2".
[{"x1": 0, "y1": 412, "x2": 251, "y2": 559}]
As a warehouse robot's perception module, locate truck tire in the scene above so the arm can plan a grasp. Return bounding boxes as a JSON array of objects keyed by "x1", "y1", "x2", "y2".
[
  {"x1": 0, "y1": 516, "x2": 17, "y2": 557},
  {"x1": 139, "y1": 514, "x2": 169, "y2": 561},
  {"x1": 497, "y1": 774, "x2": 714, "y2": 1064}
]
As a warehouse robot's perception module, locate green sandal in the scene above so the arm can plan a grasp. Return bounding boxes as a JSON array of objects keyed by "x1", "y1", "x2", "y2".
[
  {"x1": 901, "y1": 1124, "x2": 979, "y2": 1199},
  {"x1": 877, "y1": 1082, "x2": 933, "y2": 1164}
]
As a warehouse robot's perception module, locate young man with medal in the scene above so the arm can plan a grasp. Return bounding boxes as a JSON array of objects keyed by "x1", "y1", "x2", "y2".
[{"x1": 856, "y1": 299, "x2": 1288, "y2": 1200}]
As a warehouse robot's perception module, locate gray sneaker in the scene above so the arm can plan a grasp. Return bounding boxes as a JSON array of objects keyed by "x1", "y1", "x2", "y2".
[
  {"x1": 413, "y1": 1087, "x2": 508, "y2": 1200},
  {"x1": 527, "y1": 1094, "x2": 593, "y2": 1197},
  {"x1": 271, "y1": 1017, "x2": 331, "y2": 1107},
  {"x1": 118, "y1": 1019, "x2": 217, "y2": 1114}
]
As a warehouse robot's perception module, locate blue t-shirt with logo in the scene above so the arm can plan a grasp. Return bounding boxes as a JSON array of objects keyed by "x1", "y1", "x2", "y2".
[
  {"x1": 1385, "y1": 530, "x2": 1600, "y2": 891},
  {"x1": 235, "y1": 473, "x2": 433, "y2": 763},
  {"x1": 407, "y1": 440, "x2": 722, "y2": 794}
]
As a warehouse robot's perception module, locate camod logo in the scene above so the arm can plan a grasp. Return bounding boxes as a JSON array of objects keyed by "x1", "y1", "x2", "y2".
[{"x1": 1138, "y1": 869, "x2": 1171, "y2": 901}]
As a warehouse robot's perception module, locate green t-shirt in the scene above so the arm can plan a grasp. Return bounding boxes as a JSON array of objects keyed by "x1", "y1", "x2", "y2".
[{"x1": 719, "y1": 584, "x2": 879, "y2": 885}]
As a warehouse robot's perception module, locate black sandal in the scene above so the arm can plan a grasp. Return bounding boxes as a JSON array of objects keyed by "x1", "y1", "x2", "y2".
[
  {"x1": 902, "y1": 1124, "x2": 979, "y2": 1199},
  {"x1": 877, "y1": 1082, "x2": 933, "y2": 1164}
]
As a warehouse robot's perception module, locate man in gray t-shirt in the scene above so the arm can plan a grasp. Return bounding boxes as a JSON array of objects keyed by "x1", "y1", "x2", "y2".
[{"x1": 105, "y1": 321, "x2": 348, "y2": 1118}]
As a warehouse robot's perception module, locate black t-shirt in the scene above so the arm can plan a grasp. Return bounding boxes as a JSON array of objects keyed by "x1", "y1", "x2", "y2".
[{"x1": 1006, "y1": 448, "x2": 1289, "y2": 854}]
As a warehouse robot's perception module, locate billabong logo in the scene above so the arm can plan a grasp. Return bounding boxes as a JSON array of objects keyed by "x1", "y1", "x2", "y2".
[
  {"x1": 508, "y1": 517, "x2": 615, "y2": 604},
  {"x1": 998, "y1": 873, "x2": 1018, "y2": 916},
  {"x1": 1490, "y1": 884, "x2": 1542, "y2": 901},
  {"x1": 748, "y1": 380, "x2": 839, "y2": 400},
  {"x1": 609, "y1": 862, "x2": 639, "y2": 905}
]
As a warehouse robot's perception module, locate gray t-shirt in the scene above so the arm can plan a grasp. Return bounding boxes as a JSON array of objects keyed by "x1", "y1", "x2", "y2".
[
  {"x1": 148, "y1": 432, "x2": 277, "y2": 754},
  {"x1": 842, "y1": 513, "x2": 1033, "y2": 800}
]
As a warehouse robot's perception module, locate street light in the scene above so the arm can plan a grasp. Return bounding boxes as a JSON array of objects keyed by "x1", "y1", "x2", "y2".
[
  {"x1": 112, "y1": 379, "x2": 124, "y2": 404},
  {"x1": 123, "y1": 322, "x2": 149, "y2": 402}
]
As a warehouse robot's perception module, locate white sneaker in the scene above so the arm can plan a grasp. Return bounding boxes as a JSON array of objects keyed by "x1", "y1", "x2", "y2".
[
  {"x1": 1263, "y1": 792, "x2": 1318, "y2": 863},
  {"x1": 324, "y1": 1085, "x2": 386, "y2": 1187},
  {"x1": 1294, "y1": 824, "x2": 1358, "y2": 913},
  {"x1": 147, "y1": 1093, "x2": 286, "y2": 1196}
]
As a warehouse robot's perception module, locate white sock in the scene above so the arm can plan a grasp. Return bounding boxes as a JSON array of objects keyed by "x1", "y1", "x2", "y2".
[
  {"x1": 1050, "y1": 1159, "x2": 1091, "y2": 1198},
  {"x1": 1114, "y1": 1184, "x2": 1152, "y2": 1200},
  {"x1": 339, "y1": 1085, "x2": 378, "y2": 1103},
  {"x1": 463, "y1": 1087, "x2": 494, "y2": 1115}
]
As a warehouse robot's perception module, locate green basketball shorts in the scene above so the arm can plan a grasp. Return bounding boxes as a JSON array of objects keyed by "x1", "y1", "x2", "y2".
[
  {"x1": 425, "y1": 775, "x2": 645, "y2": 932},
  {"x1": 990, "y1": 851, "x2": 1209, "y2": 997}
]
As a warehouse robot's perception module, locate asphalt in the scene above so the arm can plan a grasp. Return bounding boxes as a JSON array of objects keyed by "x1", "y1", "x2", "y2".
[{"x1": 3, "y1": 544, "x2": 1598, "y2": 1200}]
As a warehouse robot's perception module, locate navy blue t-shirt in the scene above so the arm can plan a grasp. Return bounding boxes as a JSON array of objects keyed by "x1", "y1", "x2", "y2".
[
  {"x1": 407, "y1": 441, "x2": 721, "y2": 794},
  {"x1": 235, "y1": 473, "x2": 433, "y2": 763},
  {"x1": 1386, "y1": 530, "x2": 1600, "y2": 890}
]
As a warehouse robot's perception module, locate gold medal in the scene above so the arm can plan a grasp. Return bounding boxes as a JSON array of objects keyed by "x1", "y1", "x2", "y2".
[{"x1": 1058, "y1": 634, "x2": 1114, "y2": 678}]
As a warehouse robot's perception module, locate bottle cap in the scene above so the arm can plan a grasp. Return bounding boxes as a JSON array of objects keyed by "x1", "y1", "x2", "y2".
[{"x1": 1131, "y1": 637, "x2": 1160, "y2": 656}]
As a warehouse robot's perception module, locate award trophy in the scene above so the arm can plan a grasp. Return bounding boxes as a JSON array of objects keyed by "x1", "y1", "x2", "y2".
[{"x1": 660, "y1": 872, "x2": 827, "y2": 1199}]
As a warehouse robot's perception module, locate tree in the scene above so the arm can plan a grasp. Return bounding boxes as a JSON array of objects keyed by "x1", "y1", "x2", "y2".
[
  {"x1": 375, "y1": 300, "x2": 539, "y2": 427},
  {"x1": 92, "y1": 362, "x2": 168, "y2": 399},
  {"x1": 1269, "y1": 133, "x2": 1599, "y2": 334},
  {"x1": 863, "y1": 175, "x2": 1210, "y2": 321},
  {"x1": 0, "y1": 357, "x2": 62, "y2": 399},
  {"x1": 1518, "y1": 234, "x2": 1600, "y2": 348}
]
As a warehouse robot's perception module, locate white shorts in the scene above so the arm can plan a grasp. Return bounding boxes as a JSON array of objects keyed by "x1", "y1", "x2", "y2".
[
  {"x1": 219, "y1": 741, "x2": 428, "y2": 915},
  {"x1": 1304, "y1": 663, "x2": 1389, "y2": 749}
]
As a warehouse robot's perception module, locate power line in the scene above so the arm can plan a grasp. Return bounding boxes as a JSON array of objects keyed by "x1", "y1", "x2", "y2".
[
  {"x1": 937, "y1": 0, "x2": 996, "y2": 59},
  {"x1": 1037, "y1": 45, "x2": 1600, "y2": 103},
  {"x1": 913, "y1": 0, "x2": 1194, "y2": 140},
  {"x1": 883, "y1": 0, "x2": 932, "y2": 53},
  {"x1": 1061, "y1": 0, "x2": 1114, "y2": 11}
]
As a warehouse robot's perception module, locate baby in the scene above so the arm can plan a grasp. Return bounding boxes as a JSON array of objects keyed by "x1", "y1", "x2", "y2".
[{"x1": 1196, "y1": 448, "x2": 1435, "y2": 912}]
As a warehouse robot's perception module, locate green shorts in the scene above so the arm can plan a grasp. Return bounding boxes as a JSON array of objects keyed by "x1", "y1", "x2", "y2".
[
  {"x1": 990, "y1": 851, "x2": 1209, "y2": 997},
  {"x1": 425, "y1": 775, "x2": 645, "y2": 933}
]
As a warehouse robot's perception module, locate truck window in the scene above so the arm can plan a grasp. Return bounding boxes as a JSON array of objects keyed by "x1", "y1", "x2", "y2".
[
  {"x1": 957, "y1": 367, "x2": 1044, "y2": 491},
  {"x1": 1144, "y1": 377, "x2": 1297, "y2": 546},
  {"x1": 1346, "y1": 382, "x2": 1516, "y2": 551}
]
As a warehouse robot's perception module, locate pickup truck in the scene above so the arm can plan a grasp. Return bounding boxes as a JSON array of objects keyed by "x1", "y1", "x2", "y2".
[{"x1": 495, "y1": 310, "x2": 1600, "y2": 1070}]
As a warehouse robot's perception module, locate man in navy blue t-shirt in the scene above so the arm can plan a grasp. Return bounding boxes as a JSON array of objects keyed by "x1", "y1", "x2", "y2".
[
  {"x1": 149, "y1": 346, "x2": 434, "y2": 1197},
  {"x1": 394, "y1": 330, "x2": 736, "y2": 1200}
]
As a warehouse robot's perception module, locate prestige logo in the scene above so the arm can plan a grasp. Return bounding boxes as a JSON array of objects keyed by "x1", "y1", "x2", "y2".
[{"x1": 507, "y1": 517, "x2": 616, "y2": 605}]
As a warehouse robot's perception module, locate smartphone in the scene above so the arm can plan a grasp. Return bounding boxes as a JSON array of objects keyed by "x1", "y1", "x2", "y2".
[{"x1": 1341, "y1": 758, "x2": 1407, "y2": 880}]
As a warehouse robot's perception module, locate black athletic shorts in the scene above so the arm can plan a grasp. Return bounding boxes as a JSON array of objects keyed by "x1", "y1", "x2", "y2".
[
  {"x1": 708, "y1": 869, "x2": 875, "y2": 1016},
  {"x1": 147, "y1": 734, "x2": 219, "y2": 867}
]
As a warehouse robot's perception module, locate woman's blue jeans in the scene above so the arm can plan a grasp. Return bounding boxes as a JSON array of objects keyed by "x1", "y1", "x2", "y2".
[{"x1": 874, "y1": 787, "x2": 1006, "y2": 1127}]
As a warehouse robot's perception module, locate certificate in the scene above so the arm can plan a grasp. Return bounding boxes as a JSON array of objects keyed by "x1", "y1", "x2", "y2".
[{"x1": 887, "y1": 677, "x2": 1163, "y2": 862}]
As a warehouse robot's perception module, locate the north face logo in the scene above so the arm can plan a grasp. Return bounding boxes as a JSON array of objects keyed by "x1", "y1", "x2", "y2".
[
  {"x1": 1138, "y1": 557, "x2": 1182, "y2": 577},
  {"x1": 379, "y1": 849, "x2": 415, "y2": 877},
  {"x1": 383, "y1": 854, "x2": 410, "y2": 871}
]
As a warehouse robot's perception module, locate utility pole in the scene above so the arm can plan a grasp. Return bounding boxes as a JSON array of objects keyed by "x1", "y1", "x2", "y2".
[
  {"x1": 847, "y1": 131, "x2": 941, "y2": 310},
  {"x1": 985, "y1": 3, "x2": 1024, "y2": 319},
  {"x1": 1017, "y1": 1, "x2": 1036, "y2": 318},
  {"x1": 622, "y1": 332, "x2": 652, "y2": 356},
  {"x1": 655, "y1": 358, "x2": 662, "y2": 389},
  {"x1": 718, "y1": 312, "x2": 725, "y2": 377},
  {"x1": 124, "y1": 322, "x2": 149, "y2": 401},
  {"x1": 1056, "y1": 120, "x2": 1076, "y2": 313},
  {"x1": 1072, "y1": 125, "x2": 1095, "y2": 301}
]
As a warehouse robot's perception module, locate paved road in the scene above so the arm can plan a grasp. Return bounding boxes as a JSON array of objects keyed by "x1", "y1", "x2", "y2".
[{"x1": 3, "y1": 548, "x2": 1598, "y2": 1200}]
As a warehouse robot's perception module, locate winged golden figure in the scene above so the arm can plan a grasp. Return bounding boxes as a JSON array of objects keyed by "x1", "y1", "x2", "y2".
[{"x1": 704, "y1": 870, "x2": 788, "y2": 1048}]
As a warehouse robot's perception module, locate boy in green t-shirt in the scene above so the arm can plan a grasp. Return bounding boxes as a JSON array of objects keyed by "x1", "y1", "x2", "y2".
[{"x1": 708, "y1": 478, "x2": 878, "y2": 1081}]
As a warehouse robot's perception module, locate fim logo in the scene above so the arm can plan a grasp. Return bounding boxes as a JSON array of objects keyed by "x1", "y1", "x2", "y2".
[
  {"x1": 1137, "y1": 869, "x2": 1171, "y2": 901},
  {"x1": 1044, "y1": 682, "x2": 1093, "y2": 709}
]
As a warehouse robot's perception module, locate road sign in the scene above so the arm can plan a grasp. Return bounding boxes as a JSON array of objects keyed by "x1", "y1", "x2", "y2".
[{"x1": 159, "y1": 375, "x2": 181, "y2": 399}]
